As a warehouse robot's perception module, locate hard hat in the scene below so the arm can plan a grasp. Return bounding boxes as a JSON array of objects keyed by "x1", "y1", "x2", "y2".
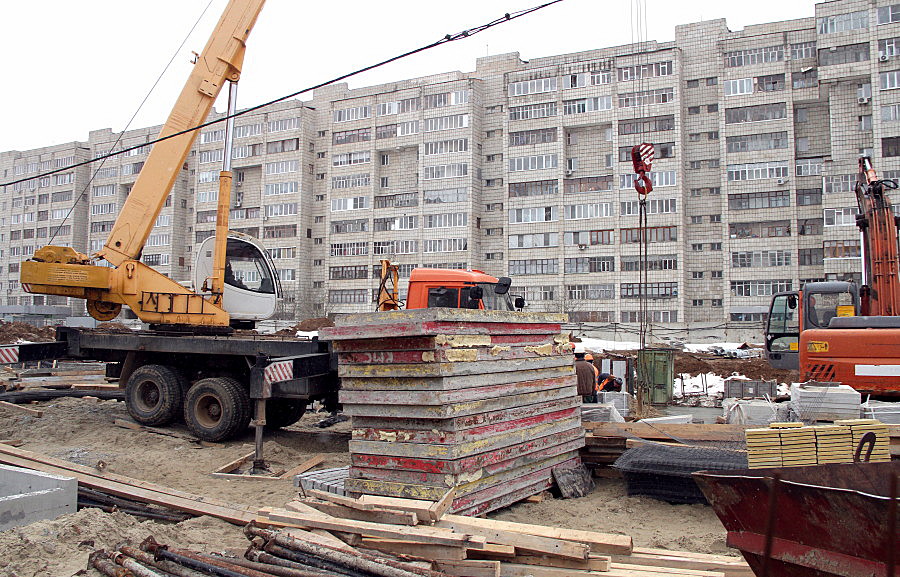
[
  {"x1": 573, "y1": 344, "x2": 585, "y2": 354},
  {"x1": 584, "y1": 353, "x2": 594, "y2": 361}
]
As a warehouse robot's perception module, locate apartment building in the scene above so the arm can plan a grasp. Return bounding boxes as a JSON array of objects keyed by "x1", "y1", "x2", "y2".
[{"x1": 1, "y1": 0, "x2": 899, "y2": 339}]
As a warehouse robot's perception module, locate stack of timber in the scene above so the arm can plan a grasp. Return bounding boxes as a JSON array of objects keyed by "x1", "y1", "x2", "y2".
[
  {"x1": 320, "y1": 309, "x2": 585, "y2": 515},
  {"x1": 744, "y1": 420, "x2": 893, "y2": 468},
  {"x1": 835, "y1": 419, "x2": 893, "y2": 461},
  {"x1": 258, "y1": 491, "x2": 753, "y2": 577}
]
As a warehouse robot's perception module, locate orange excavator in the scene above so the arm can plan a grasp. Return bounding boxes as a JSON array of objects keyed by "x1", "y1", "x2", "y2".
[
  {"x1": 765, "y1": 156, "x2": 900, "y2": 396},
  {"x1": 376, "y1": 260, "x2": 524, "y2": 312}
]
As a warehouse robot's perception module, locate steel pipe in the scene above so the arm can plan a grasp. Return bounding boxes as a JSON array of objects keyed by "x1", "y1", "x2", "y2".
[
  {"x1": 119, "y1": 545, "x2": 209, "y2": 577},
  {"x1": 141, "y1": 536, "x2": 256, "y2": 577},
  {"x1": 89, "y1": 550, "x2": 134, "y2": 577},
  {"x1": 109, "y1": 551, "x2": 170, "y2": 577},
  {"x1": 212, "y1": 552, "x2": 341, "y2": 577},
  {"x1": 260, "y1": 543, "x2": 367, "y2": 577}
]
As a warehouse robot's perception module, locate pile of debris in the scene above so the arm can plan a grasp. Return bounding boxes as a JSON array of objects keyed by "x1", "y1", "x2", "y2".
[{"x1": 0, "y1": 321, "x2": 56, "y2": 344}]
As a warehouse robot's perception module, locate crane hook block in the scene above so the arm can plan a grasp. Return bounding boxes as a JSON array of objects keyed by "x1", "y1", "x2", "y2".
[
  {"x1": 634, "y1": 173, "x2": 653, "y2": 196},
  {"x1": 631, "y1": 142, "x2": 655, "y2": 175}
]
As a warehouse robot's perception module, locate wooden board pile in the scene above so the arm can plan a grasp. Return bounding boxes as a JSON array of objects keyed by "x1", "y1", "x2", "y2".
[
  {"x1": 257, "y1": 490, "x2": 753, "y2": 577},
  {"x1": 320, "y1": 309, "x2": 585, "y2": 515},
  {"x1": 745, "y1": 420, "x2": 892, "y2": 468}
]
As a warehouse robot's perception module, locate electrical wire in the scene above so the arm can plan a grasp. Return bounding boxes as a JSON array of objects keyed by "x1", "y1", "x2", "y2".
[
  {"x1": 46, "y1": 0, "x2": 216, "y2": 246},
  {"x1": 2, "y1": 0, "x2": 565, "y2": 189}
]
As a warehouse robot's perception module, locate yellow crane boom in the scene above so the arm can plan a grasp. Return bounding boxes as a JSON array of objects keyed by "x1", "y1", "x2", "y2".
[{"x1": 21, "y1": 0, "x2": 265, "y2": 328}]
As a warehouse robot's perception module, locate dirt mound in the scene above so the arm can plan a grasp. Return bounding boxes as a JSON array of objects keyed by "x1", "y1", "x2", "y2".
[
  {"x1": 95, "y1": 322, "x2": 133, "y2": 332},
  {"x1": 0, "y1": 321, "x2": 56, "y2": 343},
  {"x1": 276, "y1": 317, "x2": 334, "y2": 335},
  {"x1": 674, "y1": 352, "x2": 797, "y2": 383},
  {"x1": 0, "y1": 508, "x2": 245, "y2": 577}
]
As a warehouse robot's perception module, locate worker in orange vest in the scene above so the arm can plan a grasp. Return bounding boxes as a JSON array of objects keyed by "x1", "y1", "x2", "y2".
[{"x1": 573, "y1": 348, "x2": 599, "y2": 403}]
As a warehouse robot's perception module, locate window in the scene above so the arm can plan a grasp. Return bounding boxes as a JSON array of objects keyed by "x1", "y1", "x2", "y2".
[
  {"x1": 332, "y1": 106, "x2": 370, "y2": 123},
  {"x1": 265, "y1": 203, "x2": 297, "y2": 217},
  {"x1": 332, "y1": 128, "x2": 370, "y2": 145},
  {"x1": 423, "y1": 238, "x2": 468, "y2": 253},
  {"x1": 509, "y1": 206, "x2": 557, "y2": 223},
  {"x1": 792, "y1": 69, "x2": 818, "y2": 89},
  {"x1": 880, "y1": 70, "x2": 900, "y2": 91},
  {"x1": 508, "y1": 128, "x2": 558, "y2": 147},
  {"x1": 330, "y1": 196, "x2": 370, "y2": 212},
  {"x1": 331, "y1": 174, "x2": 370, "y2": 189},
  {"x1": 620, "y1": 282, "x2": 678, "y2": 299},
  {"x1": 724, "y1": 78, "x2": 753, "y2": 96},
  {"x1": 264, "y1": 181, "x2": 299, "y2": 196},
  {"x1": 824, "y1": 207, "x2": 859, "y2": 226},
  {"x1": 757, "y1": 74, "x2": 786, "y2": 92},
  {"x1": 725, "y1": 103, "x2": 787, "y2": 124},
  {"x1": 567, "y1": 284, "x2": 615, "y2": 300},
  {"x1": 617, "y1": 88, "x2": 675, "y2": 108},
  {"x1": 329, "y1": 289, "x2": 369, "y2": 304},
  {"x1": 509, "y1": 102, "x2": 557, "y2": 121},
  {"x1": 728, "y1": 190, "x2": 790, "y2": 210},
  {"x1": 618, "y1": 142, "x2": 675, "y2": 162},
  {"x1": 424, "y1": 114, "x2": 469, "y2": 132},
  {"x1": 799, "y1": 248, "x2": 824, "y2": 266},
  {"x1": 564, "y1": 230, "x2": 613, "y2": 246},
  {"x1": 617, "y1": 61, "x2": 673, "y2": 81},
  {"x1": 817, "y1": 11, "x2": 868, "y2": 34},
  {"x1": 724, "y1": 45, "x2": 784, "y2": 67},
  {"x1": 424, "y1": 163, "x2": 468, "y2": 179},
  {"x1": 796, "y1": 158, "x2": 823, "y2": 176},
  {"x1": 619, "y1": 171, "x2": 676, "y2": 189},
  {"x1": 563, "y1": 176, "x2": 612, "y2": 194},
  {"x1": 797, "y1": 189, "x2": 823, "y2": 205},
  {"x1": 726, "y1": 161, "x2": 789, "y2": 181},
  {"x1": 424, "y1": 139, "x2": 468, "y2": 155},
  {"x1": 731, "y1": 250, "x2": 792, "y2": 267},
  {"x1": 884, "y1": 137, "x2": 900, "y2": 157},
  {"x1": 880, "y1": 5, "x2": 900, "y2": 24},
  {"x1": 564, "y1": 203, "x2": 612, "y2": 220},
  {"x1": 799, "y1": 218, "x2": 824, "y2": 236},
  {"x1": 791, "y1": 41, "x2": 816, "y2": 60},
  {"x1": 509, "y1": 233, "x2": 558, "y2": 249},
  {"x1": 508, "y1": 259, "x2": 559, "y2": 275},
  {"x1": 618, "y1": 115, "x2": 674, "y2": 135},
  {"x1": 621, "y1": 254, "x2": 677, "y2": 271},
  {"x1": 729, "y1": 220, "x2": 791, "y2": 239},
  {"x1": 330, "y1": 242, "x2": 368, "y2": 256},
  {"x1": 376, "y1": 192, "x2": 420, "y2": 208},
  {"x1": 824, "y1": 239, "x2": 861, "y2": 258},
  {"x1": 266, "y1": 160, "x2": 300, "y2": 174},
  {"x1": 620, "y1": 226, "x2": 677, "y2": 243},
  {"x1": 423, "y1": 188, "x2": 467, "y2": 204},
  {"x1": 730, "y1": 280, "x2": 792, "y2": 297},
  {"x1": 507, "y1": 77, "x2": 557, "y2": 96},
  {"x1": 620, "y1": 198, "x2": 677, "y2": 215},
  {"x1": 726, "y1": 132, "x2": 790, "y2": 153},
  {"x1": 563, "y1": 96, "x2": 613, "y2": 114},
  {"x1": 423, "y1": 213, "x2": 466, "y2": 228},
  {"x1": 823, "y1": 174, "x2": 855, "y2": 193},
  {"x1": 510, "y1": 179, "x2": 558, "y2": 198},
  {"x1": 508, "y1": 154, "x2": 558, "y2": 172},
  {"x1": 331, "y1": 152, "x2": 370, "y2": 167},
  {"x1": 819, "y1": 43, "x2": 870, "y2": 66}
]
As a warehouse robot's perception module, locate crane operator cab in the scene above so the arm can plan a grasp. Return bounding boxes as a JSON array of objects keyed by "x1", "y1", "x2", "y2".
[{"x1": 194, "y1": 232, "x2": 280, "y2": 327}]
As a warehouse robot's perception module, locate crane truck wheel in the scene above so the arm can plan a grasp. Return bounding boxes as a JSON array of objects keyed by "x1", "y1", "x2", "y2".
[
  {"x1": 125, "y1": 364, "x2": 187, "y2": 426},
  {"x1": 183, "y1": 377, "x2": 251, "y2": 442},
  {"x1": 264, "y1": 400, "x2": 307, "y2": 430}
]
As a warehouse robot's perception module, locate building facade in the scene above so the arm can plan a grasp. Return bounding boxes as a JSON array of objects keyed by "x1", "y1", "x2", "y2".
[{"x1": 1, "y1": 0, "x2": 899, "y2": 340}]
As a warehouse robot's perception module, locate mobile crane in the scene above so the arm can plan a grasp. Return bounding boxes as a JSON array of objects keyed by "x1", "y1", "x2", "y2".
[
  {"x1": 765, "y1": 156, "x2": 900, "y2": 396},
  {"x1": 4, "y1": 0, "x2": 340, "y2": 449}
]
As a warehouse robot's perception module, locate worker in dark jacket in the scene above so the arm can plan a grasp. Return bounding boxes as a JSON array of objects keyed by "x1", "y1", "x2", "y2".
[
  {"x1": 598, "y1": 372, "x2": 623, "y2": 392},
  {"x1": 574, "y1": 351, "x2": 599, "y2": 403}
]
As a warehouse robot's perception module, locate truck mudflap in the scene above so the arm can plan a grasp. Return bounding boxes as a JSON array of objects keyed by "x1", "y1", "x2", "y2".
[
  {"x1": 0, "y1": 341, "x2": 70, "y2": 364},
  {"x1": 249, "y1": 352, "x2": 337, "y2": 400}
]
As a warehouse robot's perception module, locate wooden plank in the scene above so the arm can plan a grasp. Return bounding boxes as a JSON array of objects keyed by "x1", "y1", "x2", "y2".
[
  {"x1": 0, "y1": 444, "x2": 254, "y2": 523},
  {"x1": 610, "y1": 562, "x2": 726, "y2": 576},
  {"x1": 213, "y1": 451, "x2": 255, "y2": 474},
  {"x1": 499, "y1": 563, "x2": 606, "y2": 577},
  {"x1": 436, "y1": 516, "x2": 590, "y2": 560},
  {"x1": 435, "y1": 559, "x2": 500, "y2": 577},
  {"x1": 439, "y1": 514, "x2": 632, "y2": 556},
  {"x1": 429, "y1": 487, "x2": 457, "y2": 521},
  {"x1": 0, "y1": 449, "x2": 253, "y2": 524},
  {"x1": 0, "y1": 400, "x2": 43, "y2": 417},
  {"x1": 71, "y1": 383, "x2": 121, "y2": 390},
  {"x1": 465, "y1": 543, "x2": 517, "y2": 560},
  {"x1": 611, "y1": 551, "x2": 749, "y2": 573},
  {"x1": 303, "y1": 487, "x2": 376, "y2": 510},
  {"x1": 0, "y1": 439, "x2": 24, "y2": 447},
  {"x1": 357, "y1": 495, "x2": 437, "y2": 520},
  {"x1": 582, "y1": 423, "x2": 746, "y2": 443},
  {"x1": 280, "y1": 454, "x2": 326, "y2": 479},
  {"x1": 510, "y1": 555, "x2": 611, "y2": 572},
  {"x1": 360, "y1": 538, "x2": 468, "y2": 561},
  {"x1": 282, "y1": 527, "x2": 358, "y2": 553},
  {"x1": 297, "y1": 498, "x2": 419, "y2": 526},
  {"x1": 259, "y1": 507, "x2": 486, "y2": 549}
]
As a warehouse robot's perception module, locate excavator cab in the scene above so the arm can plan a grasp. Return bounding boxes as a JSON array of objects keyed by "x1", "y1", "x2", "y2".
[{"x1": 194, "y1": 232, "x2": 280, "y2": 325}]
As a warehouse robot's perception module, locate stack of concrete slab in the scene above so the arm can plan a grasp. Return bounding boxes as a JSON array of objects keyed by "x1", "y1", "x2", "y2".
[
  {"x1": 320, "y1": 309, "x2": 584, "y2": 516},
  {"x1": 0, "y1": 464, "x2": 76, "y2": 530},
  {"x1": 294, "y1": 466, "x2": 350, "y2": 496},
  {"x1": 790, "y1": 383, "x2": 861, "y2": 422},
  {"x1": 862, "y1": 400, "x2": 900, "y2": 424}
]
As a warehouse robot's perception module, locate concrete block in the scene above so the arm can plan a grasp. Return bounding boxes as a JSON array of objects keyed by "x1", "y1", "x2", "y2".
[{"x1": 0, "y1": 464, "x2": 77, "y2": 530}]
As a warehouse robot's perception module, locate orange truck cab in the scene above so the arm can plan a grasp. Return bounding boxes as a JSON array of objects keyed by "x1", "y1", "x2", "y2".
[{"x1": 405, "y1": 268, "x2": 523, "y2": 311}]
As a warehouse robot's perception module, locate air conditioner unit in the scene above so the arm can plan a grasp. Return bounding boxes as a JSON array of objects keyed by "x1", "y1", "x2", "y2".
[
  {"x1": 235, "y1": 181, "x2": 242, "y2": 187},
  {"x1": 776, "y1": 178, "x2": 787, "y2": 185},
  {"x1": 565, "y1": 169, "x2": 575, "y2": 176},
  {"x1": 858, "y1": 97, "x2": 871, "y2": 104},
  {"x1": 880, "y1": 54, "x2": 890, "y2": 62}
]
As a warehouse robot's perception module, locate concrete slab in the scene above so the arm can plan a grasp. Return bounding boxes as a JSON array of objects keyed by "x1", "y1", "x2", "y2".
[{"x1": 0, "y1": 464, "x2": 77, "y2": 530}]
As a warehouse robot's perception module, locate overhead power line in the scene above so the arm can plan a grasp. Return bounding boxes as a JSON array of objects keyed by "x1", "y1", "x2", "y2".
[{"x1": 2, "y1": 0, "x2": 565, "y2": 188}]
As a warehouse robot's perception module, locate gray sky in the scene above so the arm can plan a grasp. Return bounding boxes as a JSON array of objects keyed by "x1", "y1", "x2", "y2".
[{"x1": 2, "y1": 0, "x2": 816, "y2": 153}]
